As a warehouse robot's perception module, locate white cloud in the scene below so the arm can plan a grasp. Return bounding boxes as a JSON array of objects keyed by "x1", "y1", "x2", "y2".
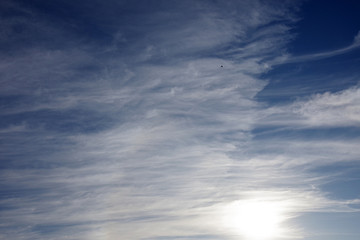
[
  {"x1": 260, "y1": 86, "x2": 360, "y2": 127},
  {"x1": 294, "y1": 87, "x2": 360, "y2": 126},
  {"x1": 2, "y1": 1, "x2": 360, "y2": 240}
]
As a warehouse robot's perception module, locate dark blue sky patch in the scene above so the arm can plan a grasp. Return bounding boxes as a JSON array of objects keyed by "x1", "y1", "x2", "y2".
[
  {"x1": 0, "y1": 1, "x2": 73, "y2": 54},
  {"x1": 0, "y1": 133, "x2": 77, "y2": 169},
  {"x1": 257, "y1": 1, "x2": 360, "y2": 105},
  {"x1": 0, "y1": 95, "x2": 26, "y2": 111},
  {"x1": 0, "y1": 184, "x2": 55, "y2": 200},
  {"x1": 289, "y1": 0, "x2": 360, "y2": 54},
  {"x1": 32, "y1": 224, "x2": 75, "y2": 235},
  {"x1": 0, "y1": 108, "x2": 116, "y2": 134},
  {"x1": 14, "y1": 0, "x2": 113, "y2": 46},
  {"x1": 258, "y1": 48, "x2": 360, "y2": 103}
]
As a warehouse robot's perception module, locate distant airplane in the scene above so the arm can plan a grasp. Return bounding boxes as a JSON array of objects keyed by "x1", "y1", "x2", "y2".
[{"x1": 220, "y1": 65, "x2": 223, "y2": 67}]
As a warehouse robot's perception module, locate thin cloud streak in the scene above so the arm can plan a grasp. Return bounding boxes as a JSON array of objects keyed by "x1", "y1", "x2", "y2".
[{"x1": 270, "y1": 30, "x2": 360, "y2": 65}]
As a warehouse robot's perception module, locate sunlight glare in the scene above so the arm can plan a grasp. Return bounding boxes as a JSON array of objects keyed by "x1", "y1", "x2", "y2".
[{"x1": 222, "y1": 199, "x2": 287, "y2": 240}]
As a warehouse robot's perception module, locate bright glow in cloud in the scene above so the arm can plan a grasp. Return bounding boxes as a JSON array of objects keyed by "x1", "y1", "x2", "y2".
[{"x1": 222, "y1": 199, "x2": 287, "y2": 239}]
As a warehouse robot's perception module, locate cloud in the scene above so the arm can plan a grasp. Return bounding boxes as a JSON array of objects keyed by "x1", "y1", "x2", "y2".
[
  {"x1": 270, "y1": 30, "x2": 360, "y2": 65},
  {"x1": 1, "y1": 1, "x2": 360, "y2": 240},
  {"x1": 293, "y1": 87, "x2": 360, "y2": 126},
  {"x1": 353, "y1": 30, "x2": 360, "y2": 45},
  {"x1": 259, "y1": 86, "x2": 360, "y2": 127}
]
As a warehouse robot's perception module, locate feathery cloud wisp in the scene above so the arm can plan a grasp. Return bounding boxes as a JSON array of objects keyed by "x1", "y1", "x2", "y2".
[{"x1": 1, "y1": 1, "x2": 360, "y2": 239}]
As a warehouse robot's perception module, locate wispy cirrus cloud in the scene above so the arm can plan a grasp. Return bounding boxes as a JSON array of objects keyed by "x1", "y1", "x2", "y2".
[
  {"x1": 270, "y1": 30, "x2": 360, "y2": 65},
  {"x1": 1, "y1": 0, "x2": 360, "y2": 240},
  {"x1": 258, "y1": 86, "x2": 360, "y2": 127}
]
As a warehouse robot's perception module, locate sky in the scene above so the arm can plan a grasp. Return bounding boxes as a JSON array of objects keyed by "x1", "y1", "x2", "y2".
[{"x1": 0, "y1": 0, "x2": 360, "y2": 239}]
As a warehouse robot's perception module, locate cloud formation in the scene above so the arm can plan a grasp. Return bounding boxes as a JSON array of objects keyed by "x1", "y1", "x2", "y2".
[
  {"x1": 270, "y1": 30, "x2": 360, "y2": 65},
  {"x1": 0, "y1": 0, "x2": 360, "y2": 239}
]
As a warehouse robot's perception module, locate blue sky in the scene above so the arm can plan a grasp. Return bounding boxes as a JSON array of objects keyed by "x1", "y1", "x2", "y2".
[{"x1": 0, "y1": 0, "x2": 360, "y2": 239}]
